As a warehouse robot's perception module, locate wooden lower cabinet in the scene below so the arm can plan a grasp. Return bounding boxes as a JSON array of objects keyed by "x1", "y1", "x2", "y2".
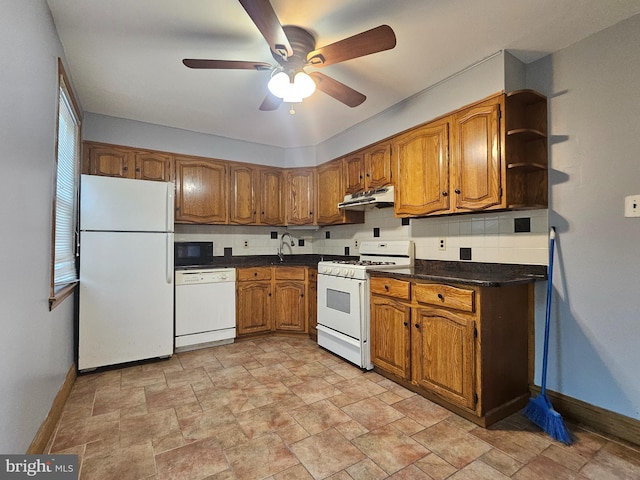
[
  {"x1": 370, "y1": 295, "x2": 411, "y2": 379},
  {"x1": 370, "y1": 275, "x2": 530, "y2": 427},
  {"x1": 236, "y1": 267, "x2": 273, "y2": 336},
  {"x1": 236, "y1": 266, "x2": 310, "y2": 337},
  {"x1": 273, "y1": 267, "x2": 307, "y2": 333}
]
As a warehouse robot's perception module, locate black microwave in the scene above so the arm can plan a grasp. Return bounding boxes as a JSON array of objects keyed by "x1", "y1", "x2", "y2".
[{"x1": 174, "y1": 241, "x2": 214, "y2": 267}]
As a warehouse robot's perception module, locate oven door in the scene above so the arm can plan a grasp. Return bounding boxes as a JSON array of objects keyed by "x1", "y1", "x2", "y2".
[{"x1": 317, "y1": 273, "x2": 365, "y2": 340}]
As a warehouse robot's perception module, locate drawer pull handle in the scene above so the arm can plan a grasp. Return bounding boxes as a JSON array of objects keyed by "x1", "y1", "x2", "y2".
[
  {"x1": 403, "y1": 322, "x2": 408, "y2": 327},
  {"x1": 254, "y1": 272, "x2": 258, "y2": 276},
  {"x1": 437, "y1": 293, "x2": 444, "y2": 300},
  {"x1": 384, "y1": 285, "x2": 389, "y2": 291}
]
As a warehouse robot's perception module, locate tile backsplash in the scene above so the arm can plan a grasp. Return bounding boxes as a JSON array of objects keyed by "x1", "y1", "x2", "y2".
[{"x1": 175, "y1": 208, "x2": 549, "y2": 265}]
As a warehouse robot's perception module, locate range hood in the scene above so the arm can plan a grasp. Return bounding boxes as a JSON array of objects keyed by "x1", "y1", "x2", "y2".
[{"x1": 338, "y1": 185, "x2": 394, "y2": 210}]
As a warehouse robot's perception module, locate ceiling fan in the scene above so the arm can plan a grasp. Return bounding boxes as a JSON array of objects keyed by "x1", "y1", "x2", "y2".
[{"x1": 183, "y1": 0, "x2": 396, "y2": 113}]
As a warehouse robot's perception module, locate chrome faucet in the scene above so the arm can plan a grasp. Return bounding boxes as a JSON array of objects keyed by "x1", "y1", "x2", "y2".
[{"x1": 277, "y1": 232, "x2": 295, "y2": 262}]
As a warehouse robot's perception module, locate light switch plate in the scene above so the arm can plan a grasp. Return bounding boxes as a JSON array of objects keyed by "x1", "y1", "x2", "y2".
[{"x1": 624, "y1": 195, "x2": 640, "y2": 217}]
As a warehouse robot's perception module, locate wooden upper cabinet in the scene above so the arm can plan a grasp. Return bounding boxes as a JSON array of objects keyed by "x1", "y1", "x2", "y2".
[
  {"x1": 285, "y1": 168, "x2": 315, "y2": 225},
  {"x1": 259, "y1": 167, "x2": 285, "y2": 225},
  {"x1": 316, "y1": 160, "x2": 344, "y2": 225},
  {"x1": 393, "y1": 118, "x2": 451, "y2": 217},
  {"x1": 134, "y1": 152, "x2": 173, "y2": 182},
  {"x1": 450, "y1": 97, "x2": 503, "y2": 211},
  {"x1": 343, "y1": 152, "x2": 366, "y2": 194},
  {"x1": 174, "y1": 156, "x2": 228, "y2": 224},
  {"x1": 84, "y1": 142, "x2": 173, "y2": 182},
  {"x1": 86, "y1": 145, "x2": 134, "y2": 179},
  {"x1": 229, "y1": 163, "x2": 258, "y2": 225},
  {"x1": 364, "y1": 142, "x2": 392, "y2": 189},
  {"x1": 315, "y1": 159, "x2": 364, "y2": 225}
]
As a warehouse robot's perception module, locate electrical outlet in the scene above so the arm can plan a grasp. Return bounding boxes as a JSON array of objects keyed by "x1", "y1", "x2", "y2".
[
  {"x1": 354, "y1": 240, "x2": 359, "y2": 248},
  {"x1": 243, "y1": 240, "x2": 249, "y2": 248},
  {"x1": 625, "y1": 195, "x2": 640, "y2": 217},
  {"x1": 438, "y1": 238, "x2": 446, "y2": 250}
]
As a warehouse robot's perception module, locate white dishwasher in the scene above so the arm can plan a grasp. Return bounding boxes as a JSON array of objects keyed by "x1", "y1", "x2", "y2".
[{"x1": 175, "y1": 268, "x2": 236, "y2": 352}]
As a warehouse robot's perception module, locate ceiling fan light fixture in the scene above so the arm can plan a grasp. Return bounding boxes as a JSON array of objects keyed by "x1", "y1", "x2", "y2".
[{"x1": 268, "y1": 70, "x2": 316, "y2": 103}]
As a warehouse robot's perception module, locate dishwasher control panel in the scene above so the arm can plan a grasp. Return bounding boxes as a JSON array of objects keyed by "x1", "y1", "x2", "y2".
[{"x1": 175, "y1": 268, "x2": 236, "y2": 285}]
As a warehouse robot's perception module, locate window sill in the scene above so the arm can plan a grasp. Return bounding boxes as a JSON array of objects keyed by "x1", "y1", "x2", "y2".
[{"x1": 49, "y1": 281, "x2": 78, "y2": 311}]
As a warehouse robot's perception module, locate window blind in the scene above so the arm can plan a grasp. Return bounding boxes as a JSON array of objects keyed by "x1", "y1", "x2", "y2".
[{"x1": 53, "y1": 81, "x2": 79, "y2": 286}]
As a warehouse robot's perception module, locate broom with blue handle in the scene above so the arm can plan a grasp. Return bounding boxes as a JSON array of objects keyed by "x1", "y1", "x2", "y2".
[{"x1": 523, "y1": 226, "x2": 572, "y2": 444}]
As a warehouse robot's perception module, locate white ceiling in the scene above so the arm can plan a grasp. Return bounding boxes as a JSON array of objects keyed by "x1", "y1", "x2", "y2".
[{"x1": 47, "y1": 0, "x2": 640, "y2": 148}]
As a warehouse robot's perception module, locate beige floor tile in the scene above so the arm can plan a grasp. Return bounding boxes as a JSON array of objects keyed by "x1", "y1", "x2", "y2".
[
  {"x1": 352, "y1": 424, "x2": 430, "y2": 474},
  {"x1": 289, "y1": 377, "x2": 341, "y2": 404},
  {"x1": 413, "y1": 453, "x2": 458, "y2": 480},
  {"x1": 341, "y1": 396, "x2": 405, "y2": 430},
  {"x1": 236, "y1": 403, "x2": 297, "y2": 439},
  {"x1": 291, "y1": 399, "x2": 352, "y2": 435},
  {"x1": 92, "y1": 385, "x2": 146, "y2": 416},
  {"x1": 155, "y1": 437, "x2": 228, "y2": 480},
  {"x1": 49, "y1": 336, "x2": 637, "y2": 480},
  {"x1": 225, "y1": 432, "x2": 299, "y2": 480},
  {"x1": 413, "y1": 421, "x2": 492, "y2": 469},
  {"x1": 81, "y1": 440, "x2": 156, "y2": 480},
  {"x1": 579, "y1": 441, "x2": 640, "y2": 479},
  {"x1": 393, "y1": 394, "x2": 452, "y2": 428},
  {"x1": 290, "y1": 428, "x2": 365, "y2": 479}
]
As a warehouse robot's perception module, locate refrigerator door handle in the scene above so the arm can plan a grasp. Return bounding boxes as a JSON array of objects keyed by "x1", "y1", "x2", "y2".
[
  {"x1": 166, "y1": 183, "x2": 175, "y2": 230},
  {"x1": 166, "y1": 234, "x2": 173, "y2": 284}
]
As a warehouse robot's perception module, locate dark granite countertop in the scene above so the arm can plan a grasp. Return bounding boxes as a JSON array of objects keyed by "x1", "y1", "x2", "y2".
[
  {"x1": 369, "y1": 260, "x2": 547, "y2": 287},
  {"x1": 175, "y1": 254, "x2": 354, "y2": 270}
]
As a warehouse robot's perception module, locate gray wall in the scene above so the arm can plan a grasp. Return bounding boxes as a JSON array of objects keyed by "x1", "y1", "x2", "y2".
[
  {"x1": 526, "y1": 14, "x2": 640, "y2": 420},
  {"x1": 0, "y1": 1, "x2": 76, "y2": 452}
]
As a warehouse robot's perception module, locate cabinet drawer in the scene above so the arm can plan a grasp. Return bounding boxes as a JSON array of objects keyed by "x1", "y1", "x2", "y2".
[
  {"x1": 413, "y1": 283, "x2": 475, "y2": 312},
  {"x1": 274, "y1": 266, "x2": 306, "y2": 281},
  {"x1": 237, "y1": 267, "x2": 272, "y2": 282},
  {"x1": 370, "y1": 277, "x2": 410, "y2": 300}
]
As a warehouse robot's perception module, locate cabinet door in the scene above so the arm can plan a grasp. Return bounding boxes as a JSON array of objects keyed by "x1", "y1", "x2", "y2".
[
  {"x1": 88, "y1": 146, "x2": 135, "y2": 179},
  {"x1": 370, "y1": 296, "x2": 411, "y2": 380},
  {"x1": 393, "y1": 119, "x2": 450, "y2": 216},
  {"x1": 285, "y1": 168, "x2": 315, "y2": 225},
  {"x1": 174, "y1": 157, "x2": 228, "y2": 224},
  {"x1": 273, "y1": 280, "x2": 306, "y2": 332},
  {"x1": 236, "y1": 281, "x2": 272, "y2": 335},
  {"x1": 412, "y1": 307, "x2": 476, "y2": 410},
  {"x1": 316, "y1": 159, "x2": 345, "y2": 225},
  {"x1": 259, "y1": 168, "x2": 284, "y2": 225},
  {"x1": 135, "y1": 152, "x2": 173, "y2": 182},
  {"x1": 451, "y1": 99, "x2": 502, "y2": 211},
  {"x1": 343, "y1": 153, "x2": 366, "y2": 194},
  {"x1": 229, "y1": 164, "x2": 257, "y2": 225},
  {"x1": 364, "y1": 142, "x2": 392, "y2": 189}
]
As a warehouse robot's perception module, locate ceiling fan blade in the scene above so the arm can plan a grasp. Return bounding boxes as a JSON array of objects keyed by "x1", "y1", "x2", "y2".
[
  {"x1": 259, "y1": 92, "x2": 283, "y2": 111},
  {"x1": 183, "y1": 59, "x2": 271, "y2": 70},
  {"x1": 307, "y1": 25, "x2": 396, "y2": 67},
  {"x1": 238, "y1": 0, "x2": 293, "y2": 61},
  {"x1": 309, "y1": 72, "x2": 366, "y2": 108}
]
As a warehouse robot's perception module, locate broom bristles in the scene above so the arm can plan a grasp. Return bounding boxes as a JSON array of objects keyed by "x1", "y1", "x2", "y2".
[{"x1": 523, "y1": 394, "x2": 572, "y2": 444}]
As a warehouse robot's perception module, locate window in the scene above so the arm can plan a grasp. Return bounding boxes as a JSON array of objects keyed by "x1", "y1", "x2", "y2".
[{"x1": 50, "y1": 59, "x2": 81, "y2": 310}]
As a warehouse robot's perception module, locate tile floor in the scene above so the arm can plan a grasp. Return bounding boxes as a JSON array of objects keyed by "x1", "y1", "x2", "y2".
[{"x1": 49, "y1": 336, "x2": 640, "y2": 479}]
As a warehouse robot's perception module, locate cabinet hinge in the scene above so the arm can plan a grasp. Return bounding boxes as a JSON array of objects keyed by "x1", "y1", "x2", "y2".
[
  {"x1": 473, "y1": 325, "x2": 478, "y2": 338},
  {"x1": 473, "y1": 392, "x2": 478, "y2": 405},
  {"x1": 498, "y1": 187, "x2": 503, "y2": 198}
]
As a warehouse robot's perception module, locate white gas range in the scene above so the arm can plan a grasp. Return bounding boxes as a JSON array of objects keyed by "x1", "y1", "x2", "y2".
[{"x1": 316, "y1": 240, "x2": 414, "y2": 369}]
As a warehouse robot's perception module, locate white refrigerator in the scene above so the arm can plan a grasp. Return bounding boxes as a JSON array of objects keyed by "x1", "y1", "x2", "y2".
[{"x1": 78, "y1": 174, "x2": 174, "y2": 371}]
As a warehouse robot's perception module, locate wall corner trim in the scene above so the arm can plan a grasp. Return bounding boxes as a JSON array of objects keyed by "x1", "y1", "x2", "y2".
[
  {"x1": 27, "y1": 364, "x2": 77, "y2": 454},
  {"x1": 529, "y1": 386, "x2": 640, "y2": 447}
]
